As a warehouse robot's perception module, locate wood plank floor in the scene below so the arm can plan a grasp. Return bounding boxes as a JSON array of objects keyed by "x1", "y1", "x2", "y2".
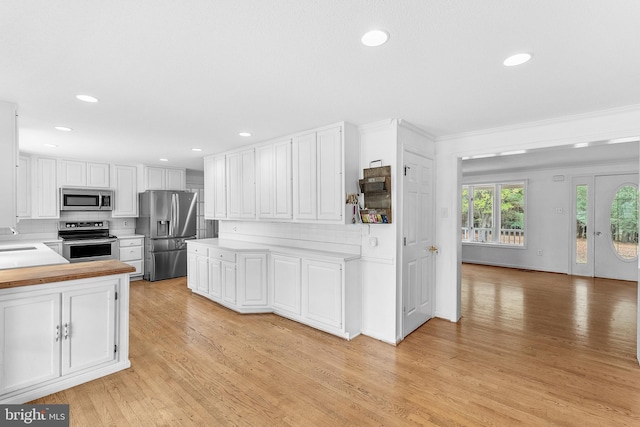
[{"x1": 32, "y1": 264, "x2": 640, "y2": 426}]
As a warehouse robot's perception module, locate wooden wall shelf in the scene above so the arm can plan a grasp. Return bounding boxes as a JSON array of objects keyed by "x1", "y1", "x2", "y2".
[{"x1": 359, "y1": 166, "x2": 392, "y2": 224}]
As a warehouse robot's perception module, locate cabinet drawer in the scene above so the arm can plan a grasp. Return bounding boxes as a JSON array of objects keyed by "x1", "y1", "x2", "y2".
[
  {"x1": 119, "y1": 238, "x2": 143, "y2": 248},
  {"x1": 120, "y1": 246, "x2": 143, "y2": 262},
  {"x1": 188, "y1": 245, "x2": 208, "y2": 256},
  {"x1": 209, "y1": 248, "x2": 236, "y2": 263}
]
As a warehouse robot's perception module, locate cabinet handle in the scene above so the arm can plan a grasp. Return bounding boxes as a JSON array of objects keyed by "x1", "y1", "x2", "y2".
[
  {"x1": 64, "y1": 323, "x2": 69, "y2": 340},
  {"x1": 55, "y1": 325, "x2": 60, "y2": 342}
]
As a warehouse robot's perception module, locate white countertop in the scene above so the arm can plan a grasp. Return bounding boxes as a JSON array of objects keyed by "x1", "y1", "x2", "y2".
[
  {"x1": 189, "y1": 238, "x2": 361, "y2": 262},
  {"x1": 0, "y1": 242, "x2": 69, "y2": 270}
]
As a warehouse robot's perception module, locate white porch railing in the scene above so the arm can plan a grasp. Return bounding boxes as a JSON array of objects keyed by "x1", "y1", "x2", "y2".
[{"x1": 461, "y1": 227, "x2": 524, "y2": 245}]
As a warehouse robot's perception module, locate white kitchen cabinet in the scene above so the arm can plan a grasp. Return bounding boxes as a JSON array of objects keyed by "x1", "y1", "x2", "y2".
[
  {"x1": 203, "y1": 156, "x2": 215, "y2": 219},
  {"x1": 0, "y1": 102, "x2": 17, "y2": 229},
  {"x1": 61, "y1": 283, "x2": 117, "y2": 375},
  {"x1": 0, "y1": 276, "x2": 128, "y2": 403},
  {"x1": 227, "y1": 149, "x2": 255, "y2": 219},
  {"x1": 0, "y1": 293, "x2": 61, "y2": 395},
  {"x1": 237, "y1": 253, "x2": 268, "y2": 307},
  {"x1": 208, "y1": 258, "x2": 222, "y2": 298},
  {"x1": 187, "y1": 244, "x2": 208, "y2": 291},
  {"x1": 139, "y1": 165, "x2": 186, "y2": 192},
  {"x1": 271, "y1": 254, "x2": 301, "y2": 315},
  {"x1": 17, "y1": 155, "x2": 31, "y2": 219},
  {"x1": 32, "y1": 156, "x2": 59, "y2": 219},
  {"x1": 59, "y1": 160, "x2": 110, "y2": 188},
  {"x1": 213, "y1": 155, "x2": 227, "y2": 219},
  {"x1": 293, "y1": 126, "x2": 346, "y2": 222},
  {"x1": 222, "y1": 261, "x2": 237, "y2": 304},
  {"x1": 196, "y1": 255, "x2": 209, "y2": 294},
  {"x1": 118, "y1": 236, "x2": 144, "y2": 279},
  {"x1": 257, "y1": 139, "x2": 292, "y2": 219},
  {"x1": 111, "y1": 164, "x2": 139, "y2": 217},
  {"x1": 302, "y1": 259, "x2": 342, "y2": 329}
]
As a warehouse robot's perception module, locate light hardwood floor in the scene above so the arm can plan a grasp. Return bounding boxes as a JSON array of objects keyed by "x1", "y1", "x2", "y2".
[{"x1": 32, "y1": 264, "x2": 640, "y2": 426}]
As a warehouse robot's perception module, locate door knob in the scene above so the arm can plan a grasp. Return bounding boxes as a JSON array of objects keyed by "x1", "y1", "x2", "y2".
[
  {"x1": 595, "y1": 231, "x2": 602, "y2": 236},
  {"x1": 429, "y1": 245, "x2": 439, "y2": 254}
]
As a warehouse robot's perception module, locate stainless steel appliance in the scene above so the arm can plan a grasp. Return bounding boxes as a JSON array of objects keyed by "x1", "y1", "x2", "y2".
[
  {"x1": 60, "y1": 188, "x2": 113, "y2": 211},
  {"x1": 58, "y1": 221, "x2": 118, "y2": 262},
  {"x1": 136, "y1": 190, "x2": 197, "y2": 281}
]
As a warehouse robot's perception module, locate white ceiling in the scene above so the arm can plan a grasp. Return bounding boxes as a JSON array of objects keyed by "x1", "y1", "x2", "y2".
[{"x1": 2, "y1": 1, "x2": 640, "y2": 171}]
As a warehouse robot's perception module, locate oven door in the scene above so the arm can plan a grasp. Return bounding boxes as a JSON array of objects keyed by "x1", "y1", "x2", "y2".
[{"x1": 62, "y1": 238, "x2": 118, "y2": 263}]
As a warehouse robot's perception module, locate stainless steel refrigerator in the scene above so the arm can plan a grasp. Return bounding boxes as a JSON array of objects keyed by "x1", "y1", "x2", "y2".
[{"x1": 136, "y1": 190, "x2": 197, "y2": 281}]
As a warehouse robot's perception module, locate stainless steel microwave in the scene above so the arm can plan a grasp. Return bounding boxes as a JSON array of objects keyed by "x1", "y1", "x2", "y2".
[{"x1": 60, "y1": 188, "x2": 114, "y2": 211}]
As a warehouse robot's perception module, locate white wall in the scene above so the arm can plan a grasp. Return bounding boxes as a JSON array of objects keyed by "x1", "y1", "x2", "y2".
[
  {"x1": 462, "y1": 161, "x2": 638, "y2": 273},
  {"x1": 435, "y1": 105, "x2": 640, "y2": 363}
]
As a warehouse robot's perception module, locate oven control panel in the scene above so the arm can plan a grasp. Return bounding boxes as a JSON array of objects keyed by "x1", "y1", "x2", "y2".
[{"x1": 59, "y1": 221, "x2": 109, "y2": 230}]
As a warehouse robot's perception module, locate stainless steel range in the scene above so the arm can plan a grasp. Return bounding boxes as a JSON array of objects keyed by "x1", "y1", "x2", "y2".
[{"x1": 58, "y1": 221, "x2": 118, "y2": 263}]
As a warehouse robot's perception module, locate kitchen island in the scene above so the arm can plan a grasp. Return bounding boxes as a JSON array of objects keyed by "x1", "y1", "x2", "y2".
[{"x1": 0, "y1": 259, "x2": 134, "y2": 404}]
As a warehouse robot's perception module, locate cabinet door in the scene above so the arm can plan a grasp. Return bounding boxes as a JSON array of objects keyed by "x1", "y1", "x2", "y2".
[
  {"x1": 213, "y1": 155, "x2": 227, "y2": 219},
  {"x1": 209, "y1": 258, "x2": 222, "y2": 298},
  {"x1": 273, "y1": 140, "x2": 292, "y2": 219},
  {"x1": 240, "y1": 149, "x2": 256, "y2": 218},
  {"x1": 61, "y1": 281, "x2": 117, "y2": 375},
  {"x1": 239, "y1": 253, "x2": 267, "y2": 306},
  {"x1": 222, "y1": 262, "x2": 237, "y2": 304},
  {"x1": 196, "y1": 255, "x2": 209, "y2": 294},
  {"x1": 226, "y1": 152, "x2": 242, "y2": 218},
  {"x1": 166, "y1": 168, "x2": 185, "y2": 190},
  {"x1": 111, "y1": 164, "x2": 138, "y2": 217},
  {"x1": 17, "y1": 155, "x2": 31, "y2": 218},
  {"x1": 316, "y1": 127, "x2": 343, "y2": 221},
  {"x1": 87, "y1": 162, "x2": 110, "y2": 187},
  {"x1": 187, "y1": 253, "x2": 197, "y2": 290},
  {"x1": 271, "y1": 254, "x2": 301, "y2": 315},
  {"x1": 59, "y1": 159, "x2": 86, "y2": 187},
  {"x1": 302, "y1": 259, "x2": 342, "y2": 329},
  {"x1": 33, "y1": 157, "x2": 59, "y2": 218},
  {"x1": 144, "y1": 166, "x2": 166, "y2": 190},
  {"x1": 203, "y1": 156, "x2": 215, "y2": 219},
  {"x1": 0, "y1": 102, "x2": 17, "y2": 228},
  {"x1": 293, "y1": 132, "x2": 317, "y2": 220},
  {"x1": 0, "y1": 293, "x2": 61, "y2": 395},
  {"x1": 256, "y1": 144, "x2": 274, "y2": 219}
]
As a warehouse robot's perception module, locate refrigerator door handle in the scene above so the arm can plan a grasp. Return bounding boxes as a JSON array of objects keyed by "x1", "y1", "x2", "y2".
[{"x1": 169, "y1": 193, "x2": 177, "y2": 237}]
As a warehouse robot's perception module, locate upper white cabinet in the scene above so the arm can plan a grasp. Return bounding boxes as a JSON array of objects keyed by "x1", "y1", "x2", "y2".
[
  {"x1": 17, "y1": 155, "x2": 31, "y2": 219},
  {"x1": 226, "y1": 149, "x2": 255, "y2": 219},
  {"x1": 204, "y1": 154, "x2": 227, "y2": 220},
  {"x1": 204, "y1": 122, "x2": 357, "y2": 224},
  {"x1": 32, "y1": 156, "x2": 59, "y2": 219},
  {"x1": 58, "y1": 160, "x2": 110, "y2": 188},
  {"x1": 0, "y1": 102, "x2": 17, "y2": 228},
  {"x1": 139, "y1": 165, "x2": 186, "y2": 192},
  {"x1": 293, "y1": 124, "x2": 357, "y2": 223},
  {"x1": 111, "y1": 164, "x2": 138, "y2": 217},
  {"x1": 257, "y1": 139, "x2": 292, "y2": 220}
]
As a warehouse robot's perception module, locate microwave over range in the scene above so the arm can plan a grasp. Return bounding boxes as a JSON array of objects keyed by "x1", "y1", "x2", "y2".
[{"x1": 60, "y1": 188, "x2": 113, "y2": 211}]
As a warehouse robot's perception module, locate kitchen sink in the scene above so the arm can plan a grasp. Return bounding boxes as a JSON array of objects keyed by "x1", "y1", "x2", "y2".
[{"x1": 0, "y1": 246, "x2": 37, "y2": 253}]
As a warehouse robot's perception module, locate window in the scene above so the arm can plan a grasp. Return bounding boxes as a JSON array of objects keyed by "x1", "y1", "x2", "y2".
[{"x1": 462, "y1": 182, "x2": 525, "y2": 245}]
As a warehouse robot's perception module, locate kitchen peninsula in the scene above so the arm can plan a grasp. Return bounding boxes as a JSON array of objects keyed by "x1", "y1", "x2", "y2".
[{"x1": 0, "y1": 258, "x2": 134, "y2": 404}]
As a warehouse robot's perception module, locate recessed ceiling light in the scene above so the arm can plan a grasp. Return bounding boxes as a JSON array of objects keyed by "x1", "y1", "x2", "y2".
[
  {"x1": 471, "y1": 153, "x2": 497, "y2": 159},
  {"x1": 44, "y1": 143, "x2": 58, "y2": 148},
  {"x1": 361, "y1": 30, "x2": 389, "y2": 47},
  {"x1": 54, "y1": 126, "x2": 72, "y2": 131},
  {"x1": 500, "y1": 150, "x2": 527, "y2": 156},
  {"x1": 159, "y1": 158, "x2": 169, "y2": 162},
  {"x1": 191, "y1": 148, "x2": 202, "y2": 152},
  {"x1": 239, "y1": 132, "x2": 251, "y2": 137},
  {"x1": 76, "y1": 94, "x2": 99, "y2": 103},
  {"x1": 608, "y1": 136, "x2": 640, "y2": 144},
  {"x1": 503, "y1": 53, "x2": 532, "y2": 67},
  {"x1": 574, "y1": 142, "x2": 589, "y2": 148}
]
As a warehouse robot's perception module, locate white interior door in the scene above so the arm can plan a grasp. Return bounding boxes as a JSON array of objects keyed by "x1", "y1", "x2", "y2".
[
  {"x1": 402, "y1": 151, "x2": 436, "y2": 338},
  {"x1": 594, "y1": 174, "x2": 639, "y2": 281}
]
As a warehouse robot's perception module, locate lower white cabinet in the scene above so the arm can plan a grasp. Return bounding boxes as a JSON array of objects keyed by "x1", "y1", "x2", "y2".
[
  {"x1": 0, "y1": 276, "x2": 129, "y2": 403},
  {"x1": 271, "y1": 254, "x2": 301, "y2": 315},
  {"x1": 187, "y1": 240, "x2": 361, "y2": 340},
  {"x1": 118, "y1": 236, "x2": 144, "y2": 279}
]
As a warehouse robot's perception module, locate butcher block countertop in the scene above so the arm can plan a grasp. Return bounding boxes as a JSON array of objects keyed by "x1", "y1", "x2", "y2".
[{"x1": 0, "y1": 260, "x2": 136, "y2": 290}]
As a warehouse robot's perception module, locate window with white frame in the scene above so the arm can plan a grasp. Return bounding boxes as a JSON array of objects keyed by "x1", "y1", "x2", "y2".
[{"x1": 462, "y1": 182, "x2": 526, "y2": 245}]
